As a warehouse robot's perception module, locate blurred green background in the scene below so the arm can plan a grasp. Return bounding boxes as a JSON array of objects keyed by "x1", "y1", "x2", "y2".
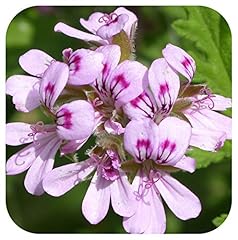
[{"x1": 6, "y1": 6, "x2": 231, "y2": 233}]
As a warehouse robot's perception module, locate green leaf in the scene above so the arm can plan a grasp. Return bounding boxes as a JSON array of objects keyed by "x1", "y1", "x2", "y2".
[
  {"x1": 172, "y1": 7, "x2": 231, "y2": 97},
  {"x1": 212, "y1": 213, "x2": 228, "y2": 227},
  {"x1": 7, "y1": 17, "x2": 34, "y2": 47},
  {"x1": 187, "y1": 141, "x2": 231, "y2": 169}
]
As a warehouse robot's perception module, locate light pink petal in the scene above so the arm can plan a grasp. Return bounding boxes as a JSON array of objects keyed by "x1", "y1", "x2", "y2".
[
  {"x1": 162, "y1": 43, "x2": 196, "y2": 81},
  {"x1": 104, "y1": 119, "x2": 125, "y2": 135},
  {"x1": 195, "y1": 94, "x2": 232, "y2": 111},
  {"x1": 155, "y1": 173, "x2": 201, "y2": 220},
  {"x1": 185, "y1": 108, "x2": 232, "y2": 139},
  {"x1": 123, "y1": 90, "x2": 157, "y2": 120},
  {"x1": 24, "y1": 134, "x2": 61, "y2": 195},
  {"x1": 19, "y1": 49, "x2": 53, "y2": 76},
  {"x1": 211, "y1": 94, "x2": 232, "y2": 111},
  {"x1": 6, "y1": 143, "x2": 37, "y2": 175},
  {"x1": 80, "y1": 12, "x2": 104, "y2": 34},
  {"x1": 107, "y1": 60, "x2": 147, "y2": 108},
  {"x1": 148, "y1": 58, "x2": 180, "y2": 116},
  {"x1": 67, "y1": 49, "x2": 104, "y2": 85},
  {"x1": 43, "y1": 159, "x2": 96, "y2": 197},
  {"x1": 110, "y1": 171, "x2": 136, "y2": 217},
  {"x1": 190, "y1": 128, "x2": 227, "y2": 152},
  {"x1": 114, "y1": 7, "x2": 138, "y2": 36},
  {"x1": 6, "y1": 122, "x2": 33, "y2": 146},
  {"x1": 156, "y1": 117, "x2": 191, "y2": 165},
  {"x1": 39, "y1": 61, "x2": 69, "y2": 109},
  {"x1": 96, "y1": 45, "x2": 121, "y2": 81},
  {"x1": 96, "y1": 14, "x2": 129, "y2": 39},
  {"x1": 6, "y1": 75, "x2": 40, "y2": 112},
  {"x1": 56, "y1": 100, "x2": 95, "y2": 140},
  {"x1": 82, "y1": 173, "x2": 111, "y2": 224},
  {"x1": 174, "y1": 156, "x2": 196, "y2": 173},
  {"x1": 124, "y1": 119, "x2": 159, "y2": 162},
  {"x1": 54, "y1": 22, "x2": 107, "y2": 44},
  {"x1": 60, "y1": 138, "x2": 88, "y2": 155},
  {"x1": 123, "y1": 171, "x2": 150, "y2": 233},
  {"x1": 143, "y1": 189, "x2": 166, "y2": 234}
]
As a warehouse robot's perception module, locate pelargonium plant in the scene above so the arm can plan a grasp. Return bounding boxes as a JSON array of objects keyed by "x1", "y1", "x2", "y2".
[{"x1": 6, "y1": 7, "x2": 232, "y2": 233}]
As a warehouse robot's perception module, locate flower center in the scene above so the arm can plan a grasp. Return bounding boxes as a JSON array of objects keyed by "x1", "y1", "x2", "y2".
[{"x1": 90, "y1": 150, "x2": 121, "y2": 181}]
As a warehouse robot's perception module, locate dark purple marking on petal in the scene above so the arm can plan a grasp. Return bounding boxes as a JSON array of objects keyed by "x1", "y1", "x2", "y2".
[
  {"x1": 62, "y1": 49, "x2": 73, "y2": 63},
  {"x1": 68, "y1": 54, "x2": 81, "y2": 74},
  {"x1": 182, "y1": 56, "x2": 194, "y2": 79},
  {"x1": 170, "y1": 142, "x2": 176, "y2": 152},
  {"x1": 45, "y1": 82, "x2": 55, "y2": 94},
  {"x1": 162, "y1": 139, "x2": 170, "y2": 149},
  {"x1": 130, "y1": 92, "x2": 156, "y2": 118},
  {"x1": 157, "y1": 83, "x2": 173, "y2": 115},
  {"x1": 44, "y1": 82, "x2": 55, "y2": 106},
  {"x1": 157, "y1": 139, "x2": 177, "y2": 163},
  {"x1": 102, "y1": 63, "x2": 110, "y2": 87},
  {"x1": 56, "y1": 108, "x2": 73, "y2": 129},
  {"x1": 136, "y1": 139, "x2": 152, "y2": 161},
  {"x1": 111, "y1": 74, "x2": 130, "y2": 90},
  {"x1": 159, "y1": 83, "x2": 169, "y2": 95},
  {"x1": 130, "y1": 96, "x2": 140, "y2": 107},
  {"x1": 110, "y1": 74, "x2": 130, "y2": 100}
]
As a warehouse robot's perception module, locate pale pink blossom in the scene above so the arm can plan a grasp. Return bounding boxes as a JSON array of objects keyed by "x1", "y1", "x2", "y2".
[
  {"x1": 123, "y1": 117, "x2": 201, "y2": 233},
  {"x1": 6, "y1": 48, "x2": 103, "y2": 112},
  {"x1": 91, "y1": 45, "x2": 147, "y2": 135},
  {"x1": 124, "y1": 43, "x2": 231, "y2": 152},
  {"x1": 6, "y1": 62, "x2": 95, "y2": 195},
  {"x1": 54, "y1": 7, "x2": 137, "y2": 45},
  {"x1": 43, "y1": 150, "x2": 136, "y2": 224}
]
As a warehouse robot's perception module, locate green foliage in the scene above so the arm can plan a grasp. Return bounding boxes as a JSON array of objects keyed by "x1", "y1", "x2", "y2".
[
  {"x1": 172, "y1": 7, "x2": 232, "y2": 169},
  {"x1": 172, "y1": 7, "x2": 231, "y2": 97},
  {"x1": 187, "y1": 142, "x2": 231, "y2": 169},
  {"x1": 212, "y1": 213, "x2": 228, "y2": 227},
  {"x1": 7, "y1": 17, "x2": 34, "y2": 47}
]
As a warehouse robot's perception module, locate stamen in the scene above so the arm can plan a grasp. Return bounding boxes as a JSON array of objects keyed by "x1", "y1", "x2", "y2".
[
  {"x1": 134, "y1": 171, "x2": 161, "y2": 203},
  {"x1": 98, "y1": 13, "x2": 118, "y2": 24},
  {"x1": 15, "y1": 159, "x2": 25, "y2": 166},
  {"x1": 192, "y1": 87, "x2": 215, "y2": 111},
  {"x1": 28, "y1": 121, "x2": 46, "y2": 144},
  {"x1": 14, "y1": 148, "x2": 34, "y2": 166}
]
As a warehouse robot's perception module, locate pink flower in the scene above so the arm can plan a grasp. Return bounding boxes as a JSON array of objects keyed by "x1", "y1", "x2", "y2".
[
  {"x1": 91, "y1": 45, "x2": 147, "y2": 134},
  {"x1": 54, "y1": 7, "x2": 137, "y2": 45},
  {"x1": 6, "y1": 61, "x2": 95, "y2": 195},
  {"x1": 6, "y1": 48, "x2": 103, "y2": 112},
  {"x1": 42, "y1": 150, "x2": 136, "y2": 224},
  {"x1": 124, "y1": 43, "x2": 231, "y2": 152},
  {"x1": 122, "y1": 117, "x2": 201, "y2": 233}
]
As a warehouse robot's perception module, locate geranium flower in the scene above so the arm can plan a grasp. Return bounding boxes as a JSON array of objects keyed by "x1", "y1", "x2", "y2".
[
  {"x1": 122, "y1": 117, "x2": 201, "y2": 233},
  {"x1": 91, "y1": 44, "x2": 147, "y2": 135},
  {"x1": 54, "y1": 7, "x2": 137, "y2": 46},
  {"x1": 6, "y1": 61, "x2": 95, "y2": 195},
  {"x1": 124, "y1": 43, "x2": 231, "y2": 152},
  {"x1": 6, "y1": 48, "x2": 104, "y2": 112},
  {"x1": 42, "y1": 150, "x2": 136, "y2": 224}
]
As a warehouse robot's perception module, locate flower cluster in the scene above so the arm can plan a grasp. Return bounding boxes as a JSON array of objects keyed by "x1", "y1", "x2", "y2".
[{"x1": 6, "y1": 7, "x2": 232, "y2": 233}]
